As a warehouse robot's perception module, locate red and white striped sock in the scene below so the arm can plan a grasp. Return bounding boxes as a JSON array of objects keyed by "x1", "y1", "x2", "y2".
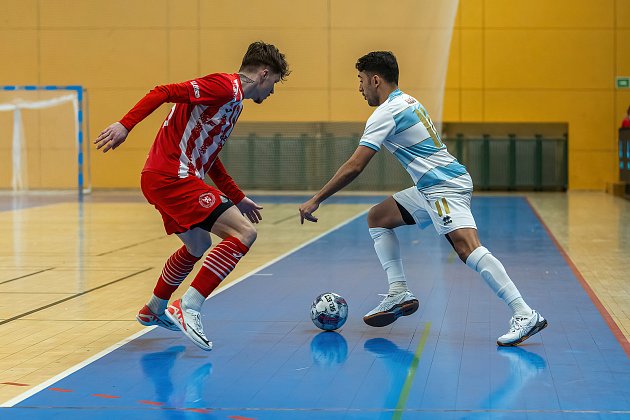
[
  {"x1": 184, "y1": 237, "x2": 249, "y2": 310},
  {"x1": 153, "y1": 245, "x2": 200, "y2": 302}
]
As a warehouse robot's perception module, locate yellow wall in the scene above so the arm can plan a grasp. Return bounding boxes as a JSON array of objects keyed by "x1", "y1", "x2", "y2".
[
  {"x1": 446, "y1": 0, "x2": 630, "y2": 190},
  {"x1": 0, "y1": 0, "x2": 627, "y2": 190}
]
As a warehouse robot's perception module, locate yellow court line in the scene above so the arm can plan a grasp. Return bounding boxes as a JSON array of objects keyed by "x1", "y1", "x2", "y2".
[{"x1": 393, "y1": 322, "x2": 432, "y2": 420}]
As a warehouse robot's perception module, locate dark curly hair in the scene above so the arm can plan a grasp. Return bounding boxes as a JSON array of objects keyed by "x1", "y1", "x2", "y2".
[
  {"x1": 240, "y1": 41, "x2": 290, "y2": 81},
  {"x1": 355, "y1": 51, "x2": 399, "y2": 85}
]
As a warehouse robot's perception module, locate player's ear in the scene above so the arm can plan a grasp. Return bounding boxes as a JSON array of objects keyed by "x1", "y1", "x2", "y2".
[{"x1": 372, "y1": 74, "x2": 380, "y2": 87}]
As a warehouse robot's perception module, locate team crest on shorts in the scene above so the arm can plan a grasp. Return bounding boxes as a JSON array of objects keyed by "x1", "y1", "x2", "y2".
[{"x1": 199, "y1": 193, "x2": 216, "y2": 208}]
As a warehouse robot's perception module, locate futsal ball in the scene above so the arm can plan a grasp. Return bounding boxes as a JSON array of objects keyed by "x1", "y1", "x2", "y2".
[{"x1": 310, "y1": 292, "x2": 348, "y2": 331}]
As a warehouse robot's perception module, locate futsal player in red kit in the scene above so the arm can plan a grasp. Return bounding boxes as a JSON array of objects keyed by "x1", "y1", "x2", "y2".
[{"x1": 94, "y1": 42, "x2": 290, "y2": 351}]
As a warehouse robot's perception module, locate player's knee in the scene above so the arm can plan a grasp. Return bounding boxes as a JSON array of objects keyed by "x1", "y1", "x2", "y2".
[
  {"x1": 367, "y1": 206, "x2": 385, "y2": 228},
  {"x1": 450, "y1": 238, "x2": 476, "y2": 262},
  {"x1": 455, "y1": 247, "x2": 470, "y2": 263},
  {"x1": 236, "y1": 224, "x2": 257, "y2": 247}
]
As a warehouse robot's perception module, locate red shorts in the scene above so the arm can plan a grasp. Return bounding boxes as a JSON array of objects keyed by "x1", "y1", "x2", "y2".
[{"x1": 141, "y1": 171, "x2": 230, "y2": 235}]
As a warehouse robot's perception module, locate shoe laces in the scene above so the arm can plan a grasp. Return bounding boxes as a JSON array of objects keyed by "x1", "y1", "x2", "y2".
[
  {"x1": 375, "y1": 293, "x2": 403, "y2": 310},
  {"x1": 186, "y1": 310, "x2": 204, "y2": 332},
  {"x1": 508, "y1": 315, "x2": 530, "y2": 332}
]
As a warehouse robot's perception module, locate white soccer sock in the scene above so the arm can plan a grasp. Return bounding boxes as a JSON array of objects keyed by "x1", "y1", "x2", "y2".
[
  {"x1": 182, "y1": 287, "x2": 205, "y2": 312},
  {"x1": 465, "y1": 246, "x2": 531, "y2": 316},
  {"x1": 369, "y1": 227, "x2": 409, "y2": 294},
  {"x1": 508, "y1": 297, "x2": 532, "y2": 316},
  {"x1": 147, "y1": 294, "x2": 168, "y2": 315}
]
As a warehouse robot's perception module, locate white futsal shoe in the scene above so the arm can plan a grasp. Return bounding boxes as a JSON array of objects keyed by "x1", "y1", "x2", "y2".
[
  {"x1": 166, "y1": 299, "x2": 212, "y2": 351},
  {"x1": 497, "y1": 310, "x2": 548, "y2": 347},
  {"x1": 363, "y1": 291, "x2": 419, "y2": 327}
]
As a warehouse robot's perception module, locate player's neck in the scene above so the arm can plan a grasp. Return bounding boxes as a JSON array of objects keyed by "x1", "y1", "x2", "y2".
[
  {"x1": 238, "y1": 72, "x2": 258, "y2": 100},
  {"x1": 377, "y1": 85, "x2": 399, "y2": 105}
]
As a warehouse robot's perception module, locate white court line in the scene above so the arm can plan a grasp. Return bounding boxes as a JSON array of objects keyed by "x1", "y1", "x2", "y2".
[
  {"x1": 0, "y1": 327, "x2": 156, "y2": 407},
  {"x1": 1, "y1": 209, "x2": 369, "y2": 408},
  {"x1": 208, "y1": 209, "x2": 368, "y2": 298}
]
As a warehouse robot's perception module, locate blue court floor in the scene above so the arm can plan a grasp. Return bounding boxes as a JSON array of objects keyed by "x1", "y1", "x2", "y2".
[{"x1": 4, "y1": 196, "x2": 630, "y2": 419}]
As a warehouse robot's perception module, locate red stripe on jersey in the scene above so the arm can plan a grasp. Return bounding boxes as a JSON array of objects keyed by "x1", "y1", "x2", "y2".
[{"x1": 141, "y1": 73, "x2": 244, "y2": 180}]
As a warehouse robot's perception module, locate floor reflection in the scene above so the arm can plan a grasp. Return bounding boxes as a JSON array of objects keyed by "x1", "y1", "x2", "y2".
[
  {"x1": 487, "y1": 346, "x2": 547, "y2": 408},
  {"x1": 139, "y1": 345, "x2": 213, "y2": 409},
  {"x1": 364, "y1": 337, "x2": 416, "y2": 410},
  {"x1": 310, "y1": 331, "x2": 348, "y2": 366},
  {"x1": 465, "y1": 346, "x2": 548, "y2": 419}
]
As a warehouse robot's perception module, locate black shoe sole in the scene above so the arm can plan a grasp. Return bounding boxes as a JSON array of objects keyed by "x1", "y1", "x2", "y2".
[
  {"x1": 363, "y1": 299, "x2": 419, "y2": 327},
  {"x1": 497, "y1": 318, "x2": 548, "y2": 347}
]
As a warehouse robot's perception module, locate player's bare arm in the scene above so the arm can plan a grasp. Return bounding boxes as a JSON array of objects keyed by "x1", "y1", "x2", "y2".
[
  {"x1": 299, "y1": 146, "x2": 376, "y2": 224},
  {"x1": 94, "y1": 121, "x2": 129, "y2": 153}
]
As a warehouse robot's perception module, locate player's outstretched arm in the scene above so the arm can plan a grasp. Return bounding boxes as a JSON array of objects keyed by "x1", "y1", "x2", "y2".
[
  {"x1": 94, "y1": 122, "x2": 129, "y2": 153},
  {"x1": 95, "y1": 83, "x2": 192, "y2": 154},
  {"x1": 299, "y1": 146, "x2": 376, "y2": 224}
]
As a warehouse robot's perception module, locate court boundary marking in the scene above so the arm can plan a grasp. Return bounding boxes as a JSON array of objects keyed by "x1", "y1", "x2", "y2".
[
  {"x1": 1, "y1": 209, "x2": 369, "y2": 408},
  {"x1": 525, "y1": 197, "x2": 630, "y2": 357}
]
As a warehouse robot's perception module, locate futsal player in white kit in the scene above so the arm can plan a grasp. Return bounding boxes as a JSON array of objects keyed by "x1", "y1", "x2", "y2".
[{"x1": 299, "y1": 51, "x2": 547, "y2": 346}]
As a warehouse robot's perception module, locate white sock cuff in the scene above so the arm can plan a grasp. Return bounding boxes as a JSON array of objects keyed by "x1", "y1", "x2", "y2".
[
  {"x1": 369, "y1": 227, "x2": 393, "y2": 240},
  {"x1": 466, "y1": 246, "x2": 490, "y2": 271},
  {"x1": 182, "y1": 287, "x2": 206, "y2": 311}
]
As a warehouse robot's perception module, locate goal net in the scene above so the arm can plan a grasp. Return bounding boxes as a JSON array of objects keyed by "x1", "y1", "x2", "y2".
[{"x1": 0, "y1": 86, "x2": 89, "y2": 193}]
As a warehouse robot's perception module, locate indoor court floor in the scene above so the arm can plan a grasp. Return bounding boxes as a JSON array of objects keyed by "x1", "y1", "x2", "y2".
[{"x1": 0, "y1": 191, "x2": 629, "y2": 419}]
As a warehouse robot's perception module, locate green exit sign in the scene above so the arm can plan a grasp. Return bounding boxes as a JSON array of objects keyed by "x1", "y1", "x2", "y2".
[{"x1": 617, "y1": 77, "x2": 630, "y2": 89}]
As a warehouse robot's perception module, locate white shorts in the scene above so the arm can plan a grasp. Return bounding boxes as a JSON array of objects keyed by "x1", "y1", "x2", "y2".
[{"x1": 393, "y1": 186, "x2": 477, "y2": 235}]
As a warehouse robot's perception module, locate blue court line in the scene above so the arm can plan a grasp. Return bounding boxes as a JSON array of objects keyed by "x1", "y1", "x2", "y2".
[{"x1": 4, "y1": 196, "x2": 630, "y2": 419}]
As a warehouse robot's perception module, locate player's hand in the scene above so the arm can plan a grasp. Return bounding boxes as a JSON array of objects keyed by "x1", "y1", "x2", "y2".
[
  {"x1": 236, "y1": 197, "x2": 263, "y2": 224},
  {"x1": 94, "y1": 122, "x2": 129, "y2": 153},
  {"x1": 299, "y1": 200, "x2": 319, "y2": 224}
]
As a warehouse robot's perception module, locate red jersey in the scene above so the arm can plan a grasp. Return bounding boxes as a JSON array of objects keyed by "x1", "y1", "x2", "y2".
[{"x1": 119, "y1": 73, "x2": 245, "y2": 203}]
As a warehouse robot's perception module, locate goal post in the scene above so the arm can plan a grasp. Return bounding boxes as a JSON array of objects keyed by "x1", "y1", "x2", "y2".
[{"x1": 0, "y1": 85, "x2": 89, "y2": 194}]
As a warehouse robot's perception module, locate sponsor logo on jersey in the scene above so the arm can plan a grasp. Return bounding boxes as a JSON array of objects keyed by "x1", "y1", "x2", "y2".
[
  {"x1": 190, "y1": 80, "x2": 200, "y2": 98},
  {"x1": 232, "y1": 80, "x2": 239, "y2": 99},
  {"x1": 199, "y1": 192, "x2": 216, "y2": 208}
]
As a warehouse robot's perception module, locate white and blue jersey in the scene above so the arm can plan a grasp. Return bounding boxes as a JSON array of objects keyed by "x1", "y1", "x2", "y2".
[{"x1": 359, "y1": 89, "x2": 472, "y2": 193}]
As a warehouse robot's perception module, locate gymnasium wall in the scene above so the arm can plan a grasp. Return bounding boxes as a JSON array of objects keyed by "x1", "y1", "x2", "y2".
[
  {"x1": 0, "y1": 0, "x2": 628, "y2": 190},
  {"x1": 445, "y1": 0, "x2": 630, "y2": 190}
]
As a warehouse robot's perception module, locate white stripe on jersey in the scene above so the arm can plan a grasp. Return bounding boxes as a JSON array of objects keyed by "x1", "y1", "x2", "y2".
[
  {"x1": 177, "y1": 101, "x2": 242, "y2": 179},
  {"x1": 359, "y1": 89, "x2": 472, "y2": 193},
  {"x1": 177, "y1": 104, "x2": 208, "y2": 178}
]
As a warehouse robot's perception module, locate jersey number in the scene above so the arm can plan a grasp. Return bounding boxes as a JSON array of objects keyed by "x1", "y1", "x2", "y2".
[{"x1": 414, "y1": 107, "x2": 443, "y2": 148}]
